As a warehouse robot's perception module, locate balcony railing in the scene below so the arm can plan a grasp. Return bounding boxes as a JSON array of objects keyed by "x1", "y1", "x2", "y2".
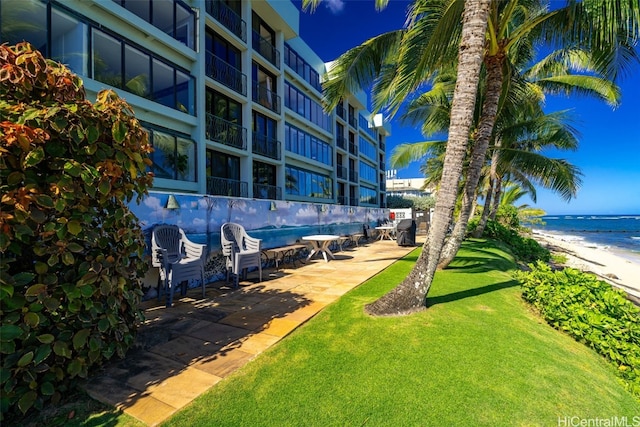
[
  {"x1": 252, "y1": 133, "x2": 281, "y2": 160},
  {"x1": 336, "y1": 165, "x2": 347, "y2": 180},
  {"x1": 252, "y1": 81, "x2": 281, "y2": 114},
  {"x1": 380, "y1": 141, "x2": 385, "y2": 151},
  {"x1": 349, "y1": 170, "x2": 358, "y2": 183},
  {"x1": 206, "y1": 114, "x2": 247, "y2": 150},
  {"x1": 336, "y1": 135, "x2": 347, "y2": 150},
  {"x1": 206, "y1": 176, "x2": 248, "y2": 198},
  {"x1": 205, "y1": 52, "x2": 247, "y2": 96},
  {"x1": 348, "y1": 116, "x2": 357, "y2": 128},
  {"x1": 379, "y1": 161, "x2": 385, "y2": 170},
  {"x1": 206, "y1": 0, "x2": 246, "y2": 42},
  {"x1": 348, "y1": 142, "x2": 358, "y2": 156},
  {"x1": 380, "y1": 182, "x2": 386, "y2": 191},
  {"x1": 336, "y1": 104, "x2": 345, "y2": 119},
  {"x1": 254, "y1": 183, "x2": 282, "y2": 200},
  {"x1": 349, "y1": 197, "x2": 359, "y2": 206},
  {"x1": 252, "y1": 31, "x2": 280, "y2": 68},
  {"x1": 337, "y1": 195, "x2": 347, "y2": 205}
]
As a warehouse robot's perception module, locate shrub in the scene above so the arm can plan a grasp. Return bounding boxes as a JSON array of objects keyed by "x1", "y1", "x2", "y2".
[
  {"x1": 516, "y1": 262, "x2": 640, "y2": 400},
  {"x1": 471, "y1": 219, "x2": 550, "y2": 263},
  {"x1": 0, "y1": 43, "x2": 153, "y2": 420}
]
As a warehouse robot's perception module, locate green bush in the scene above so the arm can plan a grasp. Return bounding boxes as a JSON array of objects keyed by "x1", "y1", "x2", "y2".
[
  {"x1": 469, "y1": 218, "x2": 550, "y2": 263},
  {"x1": 516, "y1": 262, "x2": 640, "y2": 399},
  {"x1": 0, "y1": 43, "x2": 153, "y2": 420}
]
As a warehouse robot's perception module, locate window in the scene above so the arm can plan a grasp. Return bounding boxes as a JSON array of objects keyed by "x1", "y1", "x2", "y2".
[
  {"x1": 284, "y1": 82, "x2": 332, "y2": 132},
  {"x1": 51, "y1": 7, "x2": 88, "y2": 75},
  {"x1": 285, "y1": 123, "x2": 333, "y2": 166},
  {"x1": 207, "y1": 150, "x2": 240, "y2": 180},
  {"x1": 207, "y1": 90, "x2": 242, "y2": 123},
  {"x1": 147, "y1": 126, "x2": 196, "y2": 182},
  {"x1": 207, "y1": 31, "x2": 241, "y2": 69},
  {"x1": 359, "y1": 136, "x2": 377, "y2": 161},
  {"x1": 124, "y1": 45, "x2": 150, "y2": 97},
  {"x1": 359, "y1": 161, "x2": 377, "y2": 183},
  {"x1": 93, "y1": 30, "x2": 122, "y2": 89},
  {"x1": 152, "y1": 59, "x2": 174, "y2": 106},
  {"x1": 284, "y1": 43, "x2": 322, "y2": 92},
  {"x1": 1, "y1": 0, "x2": 46, "y2": 52},
  {"x1": 285, "y1": 166, "x2": 333, "y2": 199},
  {"x1": 359, "y1": 186, "x2": 377, "y2": 205}
]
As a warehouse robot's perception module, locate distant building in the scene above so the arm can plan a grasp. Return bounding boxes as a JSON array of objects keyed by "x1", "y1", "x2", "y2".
[
  {"x1": 386, "y1": 177, "x2": 435, "y2": 198},
  {"x1": 2, "y1": 0, "x2": 390, "y2": 207}
]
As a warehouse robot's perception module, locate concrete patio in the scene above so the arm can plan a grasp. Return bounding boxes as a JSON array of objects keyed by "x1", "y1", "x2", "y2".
[{"x1": 83, "y1": 236, "x2": 424, "y2": 426}]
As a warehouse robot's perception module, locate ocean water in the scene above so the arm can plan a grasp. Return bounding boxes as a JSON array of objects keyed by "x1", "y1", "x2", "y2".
[{"x1": 532, "y1": 214, "x2": 640, "y2": 263}]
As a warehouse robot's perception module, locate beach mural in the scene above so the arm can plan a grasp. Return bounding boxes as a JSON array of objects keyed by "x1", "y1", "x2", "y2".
[{"x1": 129, "y1": 191, "x2": 389, "y2": 288}]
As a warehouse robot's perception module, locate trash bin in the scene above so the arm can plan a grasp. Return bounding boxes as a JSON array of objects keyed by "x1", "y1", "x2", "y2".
[{"x1": 396, "y1": 219, "x2": 416, "y2": 246}]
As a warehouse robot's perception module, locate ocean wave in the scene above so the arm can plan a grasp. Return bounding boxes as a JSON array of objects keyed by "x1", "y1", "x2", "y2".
[{"x1": 631, "y1": 236, "x2": 640, "y2": 240}]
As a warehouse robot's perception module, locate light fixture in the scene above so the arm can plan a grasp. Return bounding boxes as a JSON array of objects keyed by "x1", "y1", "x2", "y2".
[
  {"x1": 165, "y1": 194, "x2": 180, "y2": 210},
  {"x1": 269, "y1": 201, "x2": 277, "y2": 211}
]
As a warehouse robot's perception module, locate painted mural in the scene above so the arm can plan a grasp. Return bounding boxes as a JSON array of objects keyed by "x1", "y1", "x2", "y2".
[{"x1": 130, "y1": 191, "x2": 389, "y2": 289}]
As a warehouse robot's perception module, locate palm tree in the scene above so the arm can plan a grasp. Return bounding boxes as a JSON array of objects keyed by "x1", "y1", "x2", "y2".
[{"x1": 302, "y1": 0, "x2": 639, "y2": 315}]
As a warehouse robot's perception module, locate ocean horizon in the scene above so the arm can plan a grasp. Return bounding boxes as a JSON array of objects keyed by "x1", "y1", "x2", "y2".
[{"x1": 531, "y1": 214, "x2": 640, "y2": 264}]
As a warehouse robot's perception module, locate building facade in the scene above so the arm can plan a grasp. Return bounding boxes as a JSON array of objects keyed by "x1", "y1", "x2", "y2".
[{"x1": 1, "y1": 0, "x2": 390, "y2": 208}]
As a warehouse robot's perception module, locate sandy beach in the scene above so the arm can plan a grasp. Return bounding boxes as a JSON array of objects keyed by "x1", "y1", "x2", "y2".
[{"x1": 531, "y1": 231, "x2": 640, "y2": 303}]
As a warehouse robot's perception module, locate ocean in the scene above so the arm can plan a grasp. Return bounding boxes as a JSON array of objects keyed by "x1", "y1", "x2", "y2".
[{"x1": 531, "y1": 214, "x2": 640, "y2": 263}]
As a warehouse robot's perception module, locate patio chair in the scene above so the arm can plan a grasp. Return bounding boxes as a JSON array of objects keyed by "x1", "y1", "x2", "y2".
[
  {"x1": 151, "y1": 224, "x2": 207, "y2": 307},
  {"x1": 221, "y1": 222, "x2": 262, "y2": 288}
]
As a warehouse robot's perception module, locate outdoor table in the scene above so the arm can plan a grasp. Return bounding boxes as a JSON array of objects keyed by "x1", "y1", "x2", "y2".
[
  {"x1": 302, "y1": 235, "x2": 340, "y2": 262},
  {"x1": 375, "y1": 226, "x2": 395, "y2": 240}
]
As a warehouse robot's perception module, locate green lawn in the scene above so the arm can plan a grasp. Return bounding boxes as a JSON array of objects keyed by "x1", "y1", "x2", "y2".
[{"x1": 162, "y1": 239, "x2": 640, "y2": 427}]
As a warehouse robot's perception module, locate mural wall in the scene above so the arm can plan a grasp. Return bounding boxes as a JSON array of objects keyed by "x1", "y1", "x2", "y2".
[{"x1": 131, "y1": 191, "x2": 389, "y2": 289}]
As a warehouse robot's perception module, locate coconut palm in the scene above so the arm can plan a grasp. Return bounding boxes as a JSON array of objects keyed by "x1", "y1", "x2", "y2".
[{"x1": 302, "y1": 0, "x2": 639, "y2": 315}]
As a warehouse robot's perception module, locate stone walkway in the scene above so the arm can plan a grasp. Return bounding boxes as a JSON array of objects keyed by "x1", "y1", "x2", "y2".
[{"x1": 83, "y1": 236, "x2": 423, "y2": 426}]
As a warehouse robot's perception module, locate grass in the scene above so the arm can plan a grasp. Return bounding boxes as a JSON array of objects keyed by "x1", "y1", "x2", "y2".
[{"x1": 160, "y1": 239, "x2": 640, "y2": 427}]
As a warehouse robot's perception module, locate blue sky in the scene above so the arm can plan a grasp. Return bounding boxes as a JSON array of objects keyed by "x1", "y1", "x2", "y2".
[{"x1": 294, "y1": 0, "x2": 640, "y2": 215}]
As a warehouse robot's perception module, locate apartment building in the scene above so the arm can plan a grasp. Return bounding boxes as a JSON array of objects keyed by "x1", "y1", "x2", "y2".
[{"x1": 1, "y1": 0, "x2": 390, "y2": 207}]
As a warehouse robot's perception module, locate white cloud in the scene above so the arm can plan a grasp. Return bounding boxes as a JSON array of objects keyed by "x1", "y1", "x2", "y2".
[{"x1": 324, "y1": 0, "x2": 345, "y2": 14}]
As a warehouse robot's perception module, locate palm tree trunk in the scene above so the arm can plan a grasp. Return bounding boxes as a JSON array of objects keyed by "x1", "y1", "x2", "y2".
[
  {"x1": 365, "y1": 0, "x2": 491, "y2": 316},
  {"x1": 489, "y1": 176, "x2": 503, "y2": 219},
  {"x1": 473, "y1": 144, "x2": 500, "y2": 237},
  {"x1": 438, "y1": 55, "x2": 504, "y2": 269}
]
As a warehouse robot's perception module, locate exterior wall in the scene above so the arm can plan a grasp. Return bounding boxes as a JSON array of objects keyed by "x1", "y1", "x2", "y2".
[{"x1": 133, "y1": 191, "x2": 388, "y2": 288}]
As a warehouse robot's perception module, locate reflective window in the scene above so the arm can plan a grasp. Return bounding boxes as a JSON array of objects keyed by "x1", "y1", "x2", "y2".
[
  {"x1": 152, "y1": 59, "x2": 174, "y2": 107},
  {"x1": 93, "y1": 30, "x2": 122, "y2": 88},
  {"x1": 147, "y1": 126, "x2": 196, "y2": 182},
  {"x1": 176, "y1": 70, "x2": 194, "y2": 114},
  {"x1": 153, "y1": 0, "x2": 174, "y2": 36},
  {"x1": 124, "y1": 45, "x2": 150, "y2": 97},
  {"x1": 0, "y1": 0, "x2": 47, "y2": 53},
  {"x1": 285, "y1": 165, "x2": 333, "y2": 199},
  {"x1": 51, "y1": 7, "x2": 88, "y2": 76}
]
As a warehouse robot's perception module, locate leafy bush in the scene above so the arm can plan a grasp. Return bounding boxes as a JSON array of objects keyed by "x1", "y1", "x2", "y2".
[
  {"x1": 516, "y1": 262, "x2": 640, "y2": 399},
  {"x1": 0, "y1": 43, "x2": 153, "y2": 420},
  {"x1": 469, "y1": 218, "x2": 550, "y2": 263}
]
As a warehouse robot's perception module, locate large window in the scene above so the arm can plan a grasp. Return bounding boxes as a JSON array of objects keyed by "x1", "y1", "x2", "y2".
[
  {"x1": 92, "y1": 28, "x2": 195, "y2": 114},
  {"x1": 207, "y1": 150, "x2": 239, "y2": 180},
  {"x1": 284, "y1": 82, "x2": 332, "y2": 132},
  {"x1": 285, "y1": 166, "x2": 333, "y2": 199},
  {"x1": 359, "y1": 136, "x2": 377, "y2": 161},
  {"x1": 146, "y1": 126, "x2": 196, "y2": 182},
  {"x1": 285, "y1": 123, "x2": 333, "y2": 166},
  {"x1": 359, "y1": 161, "x2": 378, "y2": 183},
  {"x1": 1, "y1": 0, "x2": 47, "y2": 53},
  {"x1": 206, "y1": 31, "x2": 241, "y2": 69},
  {"x1": 112, "y1": 0, "x2": 195, "y2": 49},
  {"x1": 51, "y1": 7, "x2": 88, "y2": 75},
  {"x1": 359, "y1": 186, "x2": 377, "y2": 205},
  {"x1": 284, "y1": 43, "x2": 322, "y2": 92},
  {"x1": 207, "y1": 90, "x2": 242, "y2": 123}
]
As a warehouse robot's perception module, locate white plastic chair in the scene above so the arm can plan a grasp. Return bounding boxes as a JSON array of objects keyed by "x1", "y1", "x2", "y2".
[
  {"x1": 221, "y1": 222, "x2": 262, "y2": 287},
  {"x1": 151, "y1": 225, "x2": 206, "y2": 307}
]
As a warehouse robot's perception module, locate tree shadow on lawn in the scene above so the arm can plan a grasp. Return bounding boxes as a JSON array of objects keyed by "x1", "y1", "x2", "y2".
[{"x1": 426, "y1": 278, "x2": 521, "y2": 307}]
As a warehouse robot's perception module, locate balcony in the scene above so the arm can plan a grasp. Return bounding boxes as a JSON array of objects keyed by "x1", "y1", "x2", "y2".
[
  {"x1": 348, "y1": 142, "x2": 358, "y2": 156},
  {"x1": 254, "y1": 183, "x2": 282, "y2": 200},
  {"x1": 336, "y1": 104, "x2": 345, "y2": 120},
  {"x1": 336, "y1": 135, "x2": 347, "y2": 150},
  {"x1": 206, "y1": 114, "x2": 247, "y2": 150},
  {"x1": 380, "y1": 182, "x2": 386, "y2": 191},
  {"x1": 205, "y1": 52, "x2": 247, "y2": 96},
  {"x1": 252, "y1": 133, "x2": 281, "y2": 160},
  {"x1": 349, "y1": 170, "x2": 358, "y2": 183},
  {"x1": 349, "y1": 197, "x2": 359, "y2": 206},
  {"x1": 380, "y1": 141, "x2": 385, "y2": 151},
  {"x1": 206, "y1": 0, "x2": 246, "y2": 42},
  {"x1": 253, "y1": 81, "x2": 281, "y2": 114},
  {"x1": 348, "y1": 116, "x2": 357, "y2": 128},
  {"x1": 336, "y1": 166, "x2": 348, "y2": 180},
  {"x1": 379, "y1": 161, "x2": 385, "y2": 170},
  {"x1": 206, "y1": 176, "x2": 248, "y2": 198},
  {"x1": 252, "y1": 31, "x2": 280, "y2": 69}
]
